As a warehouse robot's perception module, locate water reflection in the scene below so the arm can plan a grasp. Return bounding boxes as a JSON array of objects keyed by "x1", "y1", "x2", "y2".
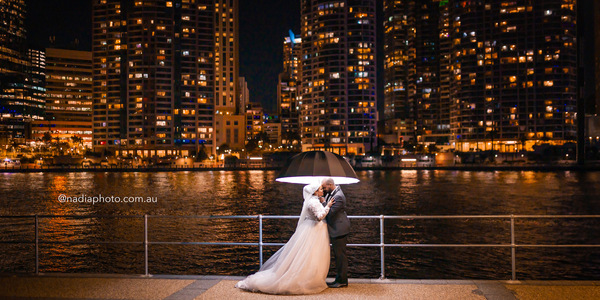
[{"x1": 1, "y1": 170, "x2": 600, "y2": 279}]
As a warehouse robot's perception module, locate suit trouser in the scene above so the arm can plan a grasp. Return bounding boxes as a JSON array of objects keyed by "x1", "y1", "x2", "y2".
[{"x1": 331, "y1": 234, "x2": 348, "y2": 284}]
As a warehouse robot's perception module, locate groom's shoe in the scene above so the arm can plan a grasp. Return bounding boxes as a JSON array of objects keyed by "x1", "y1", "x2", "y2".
[{"x1": 327, "y1": 281, "x2": 348, "y2": 288}]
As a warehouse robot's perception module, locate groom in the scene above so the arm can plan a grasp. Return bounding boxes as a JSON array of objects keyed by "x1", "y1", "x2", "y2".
[{"x1": 321, "y1": 178, "x2": 350, "y2": 288}]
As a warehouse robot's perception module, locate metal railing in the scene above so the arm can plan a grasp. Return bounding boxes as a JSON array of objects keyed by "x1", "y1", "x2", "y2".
[{"x1": 1, "y1": 214, "x2": 600, "y2": 280}]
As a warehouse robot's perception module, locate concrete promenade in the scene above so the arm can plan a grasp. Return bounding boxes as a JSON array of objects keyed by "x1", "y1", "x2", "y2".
[{"x1": 1, "y1": 274, "x2": 599, "y2": 300}]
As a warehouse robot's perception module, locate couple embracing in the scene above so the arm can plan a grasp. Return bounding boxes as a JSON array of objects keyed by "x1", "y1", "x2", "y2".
[{"x1": 235, "y1": 178, "x2": 350, "y2": 294}]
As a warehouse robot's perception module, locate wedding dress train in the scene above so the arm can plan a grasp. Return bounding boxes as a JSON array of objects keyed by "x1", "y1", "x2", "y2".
[{"x1": 235, "y1": 184, "x2": 331, "y2": 294}]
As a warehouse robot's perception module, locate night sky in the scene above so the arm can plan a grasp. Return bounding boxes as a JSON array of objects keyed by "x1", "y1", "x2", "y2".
[{"x1": 25, "y1": 0, "x2": 301, "y2": 112}]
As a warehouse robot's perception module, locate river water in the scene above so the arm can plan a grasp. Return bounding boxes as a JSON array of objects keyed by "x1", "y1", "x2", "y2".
[{"x1": 1, "y1": 170, "x2": 599, "y2": 279}]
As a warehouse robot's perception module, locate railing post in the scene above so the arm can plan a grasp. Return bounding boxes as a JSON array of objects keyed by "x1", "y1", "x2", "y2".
[
  {"x1": 380, "y1": 215, "x2": 385, "y2": 280},
  {"x1": 35, "y1": 214, "x2": 39, "y2": 275},
  {"x1": 144, "y1": 214, "x2": 149, "y2": 276},
  {"x1": 259, "y1": 215, "x2": 263, "y2": 267},
  {"x1": 510, "y1": 214, "x2": 516, "y2": 281}
]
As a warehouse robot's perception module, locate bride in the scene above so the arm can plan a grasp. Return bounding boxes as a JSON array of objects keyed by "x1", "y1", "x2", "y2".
[{"x1": 235, "y1": 183, "x2": 335, "y2": 294}]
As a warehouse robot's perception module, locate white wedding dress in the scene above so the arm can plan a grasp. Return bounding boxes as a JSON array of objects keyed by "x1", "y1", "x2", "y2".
[{"x1": 235, "y1": 184, "x2": 331, "y2": 294}]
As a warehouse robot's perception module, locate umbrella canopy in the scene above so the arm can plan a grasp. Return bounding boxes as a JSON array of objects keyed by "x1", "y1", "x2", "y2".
[{"x1": 275, "y1": 151, "x2": 359, "y2": 184}]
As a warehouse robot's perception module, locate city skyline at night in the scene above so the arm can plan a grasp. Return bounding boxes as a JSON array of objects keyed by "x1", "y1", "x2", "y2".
[
  {"x1": 4, "y1": 2, "x2": 600, "y2": 296},
  {"x1": 2, "y1": 0, "x2": 600, "y2": 158}
]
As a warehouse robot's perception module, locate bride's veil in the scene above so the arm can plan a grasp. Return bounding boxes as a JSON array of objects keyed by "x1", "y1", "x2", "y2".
[{"x1": 296, "y1": 183, "x2": 321, "y2": 229}]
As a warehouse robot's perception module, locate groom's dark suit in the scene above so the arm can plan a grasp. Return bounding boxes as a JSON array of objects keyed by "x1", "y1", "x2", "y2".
[{"x1": 324, "y1": 185, "x2": 350, "y2": 284}]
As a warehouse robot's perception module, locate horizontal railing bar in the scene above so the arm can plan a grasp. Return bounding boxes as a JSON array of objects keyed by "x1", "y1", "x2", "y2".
[
  {"x1": 0, "y1": 215, "x2": 146, "y2": 219},
  {"x1": 4, "y1": 240, "x2": 599, "y2": 248},
  {"x1": 262, "y1": 243, "x2": 285, "y2": 246},
  {"x1": 0, "y1": 241, "x2": 35, "y2": 244},
  {"x1": 37, "y1": 215, "x2": 145, "y2": 219},
  {"x1": 150, "y1": 241, "x2": 258, "y2": 246},
  {"x1": 347, "y1": 244, "x2": 512, "y2": 247},
  {"x1": 514, "y1": 244, "x2": 600, "y2": 248},
  {"x1": 3, "y1": 214, "x2": 600, "y2": 219},
  {"x1": 380, "y1": 215, "x2": 510, "y2": 219},
  {"x1": 0, "y1": 215, "x2": 600, "y2": 219},
  {"x1": 511, "y1": 215, "x2": 600, "y2": 219},
  {"x1": 148, "y1": 215, "x2": 259, "y2": 219},
  {"x1": 38, "y1": 241, "x2": 144, "y2": 245}
]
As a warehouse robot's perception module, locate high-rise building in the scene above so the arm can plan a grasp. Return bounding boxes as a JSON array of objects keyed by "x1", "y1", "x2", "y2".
[
  {"x1": 214, "y1": 0, "x2": 238, "y2": 114},
  {"x1": 212, "y1": 0, "x2": 244, "y2": 151},
  {"x1": 278, "y1": 31, "x2": 301, "y2": 147},
  {"x1": 383, "y1": 0, "x2": 452, "y2": 147},
  {"x1": 0, "y1": 0, "x2": 45, "y2": 143},
  {"x1": 32, "y1": 49, "x2": 93, "y2": 147},
  {"x1": 383, "y1": 0, "x2": 416, "y2": 145},
  {"x1": 300, "y1": 0, "x2": 378, "y2": 155},
  {"x1": 384, "y1": 0, "x2": 578, "y2": 152},
  {"x1": 238, "y1": 76, "x2": 249, "y2": 114},
  {"x1": 92, "y1": 0, "x2": 225, "y2": 157},
  {"x1": 596, "y1": 0, "x2": 600, "y2": 116}
]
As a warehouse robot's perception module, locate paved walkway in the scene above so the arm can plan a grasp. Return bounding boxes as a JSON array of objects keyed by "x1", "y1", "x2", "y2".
[{"x1": 0, "y1": 274, "x2": 599, "y2": 300}]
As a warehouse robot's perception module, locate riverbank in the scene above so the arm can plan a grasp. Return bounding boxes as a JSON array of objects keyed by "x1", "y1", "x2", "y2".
[
  {"x1": 2, "y1": 164, "x2": 600, "y2": 173},
  {"x1": 1, "y1": 274, "x2": 599, "y2": 299}
]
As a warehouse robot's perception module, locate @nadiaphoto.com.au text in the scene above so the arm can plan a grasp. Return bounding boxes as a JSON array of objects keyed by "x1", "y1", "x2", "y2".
[{"x1": 58, "y1": 194, "x2": 158, "y2": 204}]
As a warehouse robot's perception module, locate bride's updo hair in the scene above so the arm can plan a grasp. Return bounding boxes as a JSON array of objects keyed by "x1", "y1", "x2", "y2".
[{"x1": 302, "y1": 183, "x2": 320, "y2": 201}]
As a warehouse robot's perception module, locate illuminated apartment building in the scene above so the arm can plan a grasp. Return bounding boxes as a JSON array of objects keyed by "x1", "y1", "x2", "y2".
[
  {"x1": 278, "y1": 31, "x2": 301, "y2": 147},
  {"x1": 213, "y1": 0, "x2": 238, "y2": 114},
  {"x1": 32, "y1": 49, "x2": 92, "y2": 147},
  {"x1": 212, "y1": 0, "x2": 245, "y2": 150},
  {"x1": 383, "y1": 0, "x2": 451, "y2": 147},
  {"x1": 92, "y1": 0, "x2": 229, "y2": 157},
  {"x1": 384, "y1": 0, "x2": 578, "y2": 152},
  {"x1": 245, "y1": 101, "x2": 263, "y2": 140},
  {"x1": 449, "y1": 0, "x2": 577, "y2": 152},
  {"x1": 300, "y1": 0, "x2": 378, "y2": 155},
  {"x1": 0, "y1": 0, "x2": 45, "y2": 143}
]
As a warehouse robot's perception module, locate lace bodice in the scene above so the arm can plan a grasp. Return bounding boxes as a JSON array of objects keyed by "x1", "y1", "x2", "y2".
[{"x1": 306, "y1": 196, "x2": 330, "y2": 221}]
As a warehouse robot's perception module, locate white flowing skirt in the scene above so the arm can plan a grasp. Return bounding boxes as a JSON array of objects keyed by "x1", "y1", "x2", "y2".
[{"x1": 235, "y1": 219, "x2": 330, "y2": 294}]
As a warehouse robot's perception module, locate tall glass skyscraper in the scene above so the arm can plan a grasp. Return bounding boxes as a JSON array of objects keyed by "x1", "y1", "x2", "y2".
[
  {"x1": 278, "y1": 31, "x2": 301, "y2": 148},
  {"x1": 300, "y1": 0, "x2": 378, "y2": 155},
  {"x1": 0, "y1": 0, "x2": 45, "y2": 143}
]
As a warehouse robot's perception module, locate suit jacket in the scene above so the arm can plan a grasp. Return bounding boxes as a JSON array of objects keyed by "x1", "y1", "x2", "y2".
[{"x1": 324, "y1": 186, "x2": 351, "y2": 238}]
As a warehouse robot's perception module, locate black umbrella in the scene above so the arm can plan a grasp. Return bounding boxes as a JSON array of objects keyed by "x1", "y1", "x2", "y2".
[{"x1": 275, "y1": 151, "x2": 359, "y2": 184}]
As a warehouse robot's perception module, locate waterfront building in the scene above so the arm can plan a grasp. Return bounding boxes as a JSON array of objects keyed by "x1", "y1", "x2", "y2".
[
  {"x1": 383, "y1": 0, "x2": 451, "y2": 148},
  {"x1": 245, "y1": 101, "x2": 264, "y2": 141},
  {"x1": 214, "y1": 113, "x2": 245, "y2": 149},
  {"x1": 384, "y1": 0, "x2": 578, "y2": 152},
  {"x1": 92, "y1": 0, "x2": 239, "y2": 157},
  {"x1": 300, "y1": 0, "x2": 378, "y2": 155},
  {"x1": 0, "y1": 0, "x2": 45, "y2": 144},
  {"x1": 32, "y1": 48, "x2": 92, "y2": 148}
]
